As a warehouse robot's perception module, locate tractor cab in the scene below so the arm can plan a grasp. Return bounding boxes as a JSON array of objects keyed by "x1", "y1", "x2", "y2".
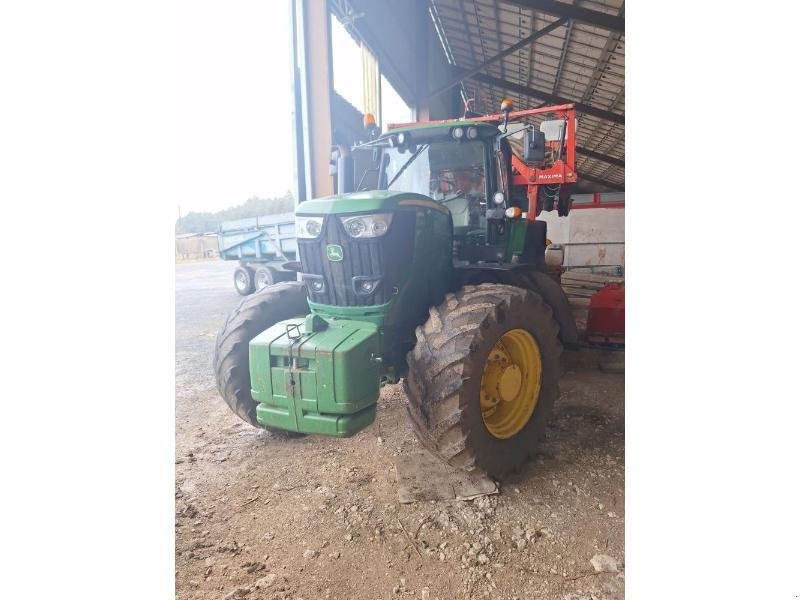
[
  {"x1": 378, "y1": 121, "x2": 497, "y2": 234},
  {"x1": 345, "y1": 101, "x2": 578, "y2": 266},
  {"x1": 374, "y1": 120, "x2": 514, "y2": 265}
]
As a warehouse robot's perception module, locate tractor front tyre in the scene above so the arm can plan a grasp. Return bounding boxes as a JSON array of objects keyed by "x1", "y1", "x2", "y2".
[
  {"x1": 405, "y1": 284, "x2": 562, "y2": 479},
  {"x1": 233, "y1": 266, "x2": 256, "y2": 296},
  {"x1": 213, "y1": 281, "x2": 308, "y2": 434}
]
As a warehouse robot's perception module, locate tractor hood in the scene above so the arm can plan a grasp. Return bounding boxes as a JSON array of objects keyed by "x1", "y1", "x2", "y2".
[{"x1": 295, "y1": 190, "x2": 448, "y2": 216}]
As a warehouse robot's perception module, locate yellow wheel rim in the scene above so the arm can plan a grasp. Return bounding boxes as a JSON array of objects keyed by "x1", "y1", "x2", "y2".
[{"x1": 479, "y1": 328, "x2": 542, "y2": 439}]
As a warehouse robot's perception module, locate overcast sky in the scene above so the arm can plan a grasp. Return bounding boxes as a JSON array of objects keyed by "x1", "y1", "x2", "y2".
[
  {"x1": 177, "y1": 0, "x2": 294, "y2": 215},
  {"x1": 177, "y1": 1, "x2": 413, "y2": 217}
]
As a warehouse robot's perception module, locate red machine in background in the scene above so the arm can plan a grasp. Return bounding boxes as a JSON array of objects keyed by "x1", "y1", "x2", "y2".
[
  {"x1": 449, "y1": 101, "x2": 577, "y2": 220},
  {"x1": 505, "y1": 104, "x2": 577, "y2": 220},
  {"x1": 389, "y1": 100, "x2": 578, "y2": 221},
  {"x1": 456, "y1": 101, "x2": 577, "y2": 220},
  {"x1": 586, "y1": 282, "x2": 625, "y2": 345}
]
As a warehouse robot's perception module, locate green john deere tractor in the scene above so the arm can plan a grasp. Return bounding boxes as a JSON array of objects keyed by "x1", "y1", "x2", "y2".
[{"x1": 213, "y1": 104, "x2": 580, "y2": 478}]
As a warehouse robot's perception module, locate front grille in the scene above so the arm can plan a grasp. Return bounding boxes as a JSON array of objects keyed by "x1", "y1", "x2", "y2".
[{"x1": 298, "y1": 212, "x2": 416, "y2": 306}]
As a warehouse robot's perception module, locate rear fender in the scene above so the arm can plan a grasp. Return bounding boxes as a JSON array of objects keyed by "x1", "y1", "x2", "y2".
[
  {"x1": 522, "y1": 271, "x2": 579, "y2": 349},
  {"x1": 457, "y1": 266, "x2": 579, "y2": 349}
]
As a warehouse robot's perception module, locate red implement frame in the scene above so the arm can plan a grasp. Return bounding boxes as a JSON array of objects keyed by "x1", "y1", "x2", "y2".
[
  {"x1": 570, "y1": 192, "x2": 624, "y2": 210},
  {"x1": 389, "y1": 104, "x2": 577, "y2": 221}
]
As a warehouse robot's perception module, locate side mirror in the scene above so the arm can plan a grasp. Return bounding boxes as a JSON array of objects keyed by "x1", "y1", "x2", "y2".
[{"x1": 523, "y1": 129, "x2": 546, "y2": 163}]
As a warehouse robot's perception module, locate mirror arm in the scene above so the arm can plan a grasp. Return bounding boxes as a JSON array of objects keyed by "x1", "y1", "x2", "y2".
[{"x1": 556, "y1": 118, "x2": 567, "y2": 162}]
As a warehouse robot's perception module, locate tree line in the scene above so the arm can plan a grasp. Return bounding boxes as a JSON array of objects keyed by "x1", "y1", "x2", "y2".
[{"x1": 176, "y1": 192, "x2": 295, "y2": 234}]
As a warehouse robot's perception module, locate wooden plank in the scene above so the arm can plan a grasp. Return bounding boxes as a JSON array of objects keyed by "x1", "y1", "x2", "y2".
[
  {"x1": 562, "y1": 271, "x2": 624, "y2": 284},
  {"x1": 560, "y1": 280, "x2": 607, "y2": 291},
  {"x1": 568, "y1": 297, "x2": 591, "y2": 308},
  {"x1": 562, "y1": 270, "x2": 621, "y2": 281},
  {"x1": 395, "y1": 450, "x2": 497, "y2": 503},
  {"x1": 561, "y1": 286, "x2": 596, "y2": 298},
  {"x1": 561, "y1": 276, "x2": 623, "y2": 287}
]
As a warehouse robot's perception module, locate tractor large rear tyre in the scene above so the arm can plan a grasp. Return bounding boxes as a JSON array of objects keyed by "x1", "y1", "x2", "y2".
[
  {"x1": 405, "y1": 284, "x2": 562, "y2": 479},
  {"x1": 213, "y1": 281, "x2": 308, "y2": 434}
]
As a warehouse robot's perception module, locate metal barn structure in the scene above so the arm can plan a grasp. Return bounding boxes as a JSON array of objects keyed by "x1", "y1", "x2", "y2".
[{"x1": 289, "y1": 0, "x2": 624, "y2": 201}]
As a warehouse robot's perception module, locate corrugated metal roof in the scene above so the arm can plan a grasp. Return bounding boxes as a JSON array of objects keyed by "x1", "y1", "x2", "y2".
[{"x1": 429, "y1": 0, "x2": 624, "y2": 189}]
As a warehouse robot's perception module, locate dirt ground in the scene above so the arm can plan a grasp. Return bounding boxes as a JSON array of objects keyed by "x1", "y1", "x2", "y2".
[{"x1": 176, "y1": 260, "x2": 625, "y2": 600}]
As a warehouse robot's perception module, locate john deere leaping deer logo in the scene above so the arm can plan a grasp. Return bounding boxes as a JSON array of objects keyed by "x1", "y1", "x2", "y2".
[{"x1": 326, "y1": 244, "x2": 343, "y2": 262}]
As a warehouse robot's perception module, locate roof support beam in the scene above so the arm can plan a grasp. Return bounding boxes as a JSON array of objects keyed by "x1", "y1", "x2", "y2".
[
  {"x1": 413, "y1": 0, "x2": 429, "y2": 118},
  {"x1": 490, "y1": 0, "x2": 506, "y2": 89},
  {"x1": 525, "y1": 8, "x2": 536, "y2": 89},
  {"x1": 467, "y1": 71, "x2": 625, "y2": 124},
  {"x1": 504, "y1": 0, "x2": 625, "y2": 34},
  {"x1": 551, "y1": 18, "x2": 574, "y2": 94},
  {"x1": 426, "y1": 17, "x2": 568, "y2": 102},
  {"x1": 607, "y1": 85, "x2": 625, "y2": 113},
  {"x1": 580, "y1": 5, "x2": 625, "y2": 104},
  {"x1": 576, "y1": 146, "x2": 624, "y2": 168},
  {"x1": 596, "y1": 160, "x2": 622, "y2": 183},
  {"x1": 454, "y1": 0, "x2": 490, "y2": 110}
]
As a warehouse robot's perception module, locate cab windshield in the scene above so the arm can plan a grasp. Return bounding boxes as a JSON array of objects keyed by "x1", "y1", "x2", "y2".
[{"x1": 382, "y1": 141, "x2": 487, "y2": 229}]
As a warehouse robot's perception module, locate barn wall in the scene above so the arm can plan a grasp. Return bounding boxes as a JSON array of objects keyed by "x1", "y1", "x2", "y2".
[
  {"x1": 175, "y1": 235, "x2": 220, "y2": 261},
  {"x1": 538, "y1": 207, "x2": 625, "y2": 273}
]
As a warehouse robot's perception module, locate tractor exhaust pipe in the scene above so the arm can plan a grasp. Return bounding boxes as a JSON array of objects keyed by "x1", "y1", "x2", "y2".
[{"x1": 336, "y1": 145, "x2": 354, "y2": 194}]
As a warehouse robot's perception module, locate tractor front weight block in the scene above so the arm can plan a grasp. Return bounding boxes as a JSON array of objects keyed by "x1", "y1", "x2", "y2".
[{"x1": 249, "y1": 317, "x2": 381, "y2": 437}]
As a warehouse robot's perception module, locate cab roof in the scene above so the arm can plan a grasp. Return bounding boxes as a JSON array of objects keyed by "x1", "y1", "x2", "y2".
[{"x1": 382, "y1": 119, "x2": 499, "y2": 137}]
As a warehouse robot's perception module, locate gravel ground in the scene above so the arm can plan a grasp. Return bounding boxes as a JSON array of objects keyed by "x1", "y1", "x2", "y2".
[{"x1": 175, "y1": 259, "x2": 625, "y2": 600}]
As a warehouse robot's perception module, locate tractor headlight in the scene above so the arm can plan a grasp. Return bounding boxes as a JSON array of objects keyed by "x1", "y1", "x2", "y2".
[
  {"x1": 296, "y1": 216, "x2": 323, "y2": 238},
  {"x1": 301, "y1": 274, "x2": 325, "y2": 293},
  {"x1": 339, "y1": 213, "x2": 393, "y2": 238},
  {"x1": 451, "y1": 127, "x2": 464, "y2": 140},
  {"x1": 353, "y1": 275, "x2": 381, "y2": 296},
  {"x1": 466, "y1": 126, "x2": 479, "y2": 139}
]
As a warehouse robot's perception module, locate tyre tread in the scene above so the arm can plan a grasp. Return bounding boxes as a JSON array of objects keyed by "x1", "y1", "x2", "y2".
[
  {"x1": 213, "y1": 281, "x2": 307, "y2": 433},
  {"x1": 405, "y1": 283, "x2": 562, "y2": 478}
]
